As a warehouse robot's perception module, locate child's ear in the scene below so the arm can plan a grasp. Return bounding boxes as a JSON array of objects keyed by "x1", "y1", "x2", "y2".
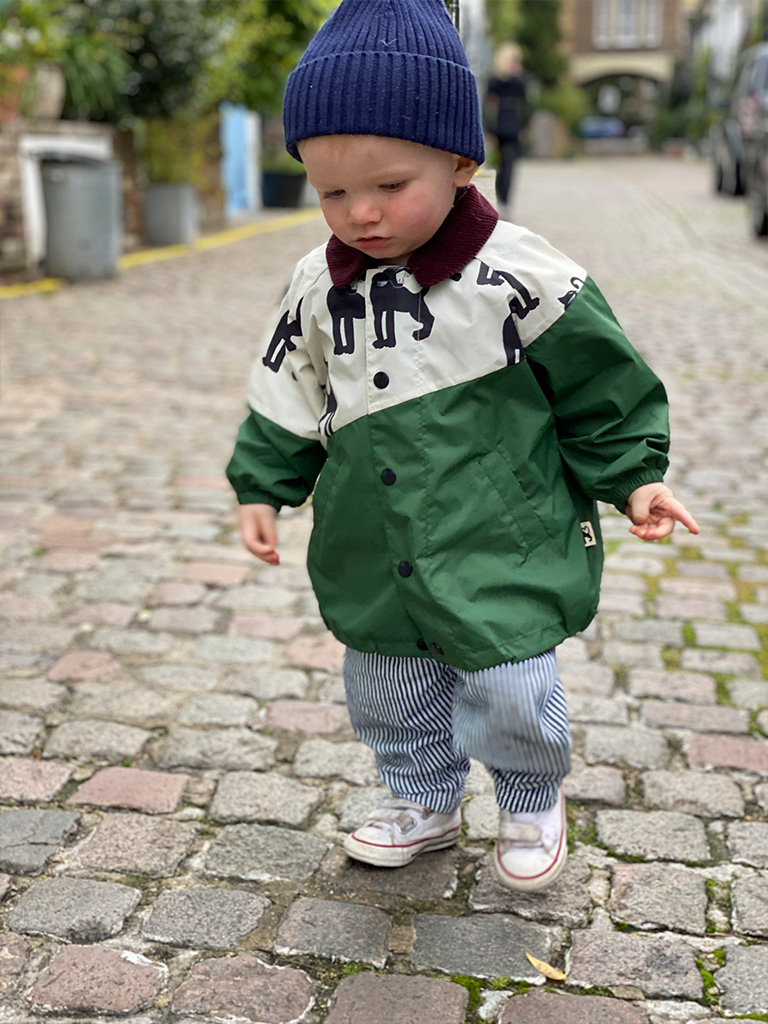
[{"x1": 453, "y1": 156, "x2": 478, "y2": 186}]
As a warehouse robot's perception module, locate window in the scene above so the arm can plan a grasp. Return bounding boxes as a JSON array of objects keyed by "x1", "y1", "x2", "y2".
[
  {"x1": 645, "y1": 0, "x2": 661, "y2": 46},
  {"x1": 616, "y1": 0, "x2": 640, "y2": 48},
  {"x1": 593, "y1": 0, "x2": 611, "y2": 49}
]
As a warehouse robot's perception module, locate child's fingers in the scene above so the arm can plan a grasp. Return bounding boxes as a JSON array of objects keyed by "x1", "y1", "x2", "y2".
[{"x1": 238, "y1": 505, "x2": 280, "y2": 564}]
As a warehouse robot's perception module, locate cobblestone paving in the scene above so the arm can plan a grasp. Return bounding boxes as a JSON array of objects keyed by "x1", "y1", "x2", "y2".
[{"x1": 1, "y1": 156, "x2": 767, "y2": 1023}]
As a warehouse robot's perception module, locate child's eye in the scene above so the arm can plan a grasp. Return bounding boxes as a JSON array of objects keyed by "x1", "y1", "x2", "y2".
[
  {"x1": 380, "y1": 181, "x2": 405, "y2": 192},
  {"x1": 321, "y1": 190, "x2": 345, "y2": 200}
]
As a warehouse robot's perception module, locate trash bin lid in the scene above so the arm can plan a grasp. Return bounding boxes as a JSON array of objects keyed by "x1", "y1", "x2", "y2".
[{"x1": 40, "y1": 152, "x2": 109, "y2": 166}]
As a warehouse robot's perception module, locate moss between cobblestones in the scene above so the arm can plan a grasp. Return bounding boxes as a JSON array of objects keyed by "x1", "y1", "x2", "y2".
[
  {"x1": 696, "y1": 957, "x2": 720, "y2": 1007},
  {"x1": 715, "y1": 676, "x2": 735, "y2": 706},
  {"x1": 566, "y1": 804, "x2": 597, "y2": 851},
  {"x1": 662, "y1": 647, "x2": 682, "y2": 669},
  {"x1": 682, "y1": 622, "x2": 697, "y2": 647},
  {"x1": 733, "y1": 1015, "x2": 768, "y2": 1022}
]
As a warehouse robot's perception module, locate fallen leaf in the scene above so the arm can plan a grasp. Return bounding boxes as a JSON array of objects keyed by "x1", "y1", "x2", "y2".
[{"x1": 525, "y1": 952, "x2": 568, "y2": 981}]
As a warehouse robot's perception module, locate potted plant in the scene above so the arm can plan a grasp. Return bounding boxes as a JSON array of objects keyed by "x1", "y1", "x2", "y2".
[{"x1": 140, "y1": 115, "x2": 209, "y2": 246}]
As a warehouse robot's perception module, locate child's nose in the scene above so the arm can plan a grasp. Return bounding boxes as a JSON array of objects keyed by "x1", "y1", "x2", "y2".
[{"x1": 349, "y1": 197, "x2": 381, "y2": 225}]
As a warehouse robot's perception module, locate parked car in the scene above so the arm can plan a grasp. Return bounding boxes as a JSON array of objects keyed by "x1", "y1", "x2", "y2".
[{"x1": 711, "y1": 43, "x2": 768, "y2": 200}]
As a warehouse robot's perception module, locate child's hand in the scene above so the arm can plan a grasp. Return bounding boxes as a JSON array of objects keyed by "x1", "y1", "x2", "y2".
[
  {"x1": 237, "y1": 503, "x2": 280, "y2": 565},
  {"x1": 625, "y1": 483, "x2": 700, "y2": 542}
]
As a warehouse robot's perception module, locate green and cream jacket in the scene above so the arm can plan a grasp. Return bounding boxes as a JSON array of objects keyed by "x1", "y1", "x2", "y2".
[{"x1": 227, "y1": 186, "x2": 669, "y2": 671}]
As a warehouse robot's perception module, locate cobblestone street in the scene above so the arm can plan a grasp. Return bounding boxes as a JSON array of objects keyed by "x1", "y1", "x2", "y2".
[{"x1": 1, "y1": 155, "x2": 767, "y2": 1023}]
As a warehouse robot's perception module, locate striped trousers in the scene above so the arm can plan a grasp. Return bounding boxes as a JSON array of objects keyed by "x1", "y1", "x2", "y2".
[{"x1": 343, "y1": 647, "x2": 571, "y2": 815}]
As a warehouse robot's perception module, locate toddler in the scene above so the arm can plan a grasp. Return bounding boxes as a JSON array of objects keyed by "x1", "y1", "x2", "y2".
[{"x1": 227, "y1": 0, "x2": 698, "y2": 892}]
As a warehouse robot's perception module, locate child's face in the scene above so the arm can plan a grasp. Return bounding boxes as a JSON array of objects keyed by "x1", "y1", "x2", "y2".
[{"x1": 299, "y1": 135, "x2": 477, "y2": 265}]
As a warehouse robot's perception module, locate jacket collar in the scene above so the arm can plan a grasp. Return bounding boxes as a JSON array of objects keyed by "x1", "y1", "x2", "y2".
[{"x1": 325, "y1": 183, "x2": 499, "y2": 289}]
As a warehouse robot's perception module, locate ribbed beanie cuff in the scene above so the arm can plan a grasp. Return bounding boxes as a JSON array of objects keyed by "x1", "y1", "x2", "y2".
[{"x1": 284, "y1": 0, "x2": 485, "y2": 164}]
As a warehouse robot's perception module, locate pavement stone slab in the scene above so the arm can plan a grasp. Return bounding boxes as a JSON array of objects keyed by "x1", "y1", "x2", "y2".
[
  {"x1": 324, "y1": 973, "x2": 469, "y2": 1024},
  {"x1": 583, "y1": 725, "x2": 669, "y2": 769},
  {"x1": 0, "y1": 809, "x2": 80, "y2": 874},
  {"x1": 204, "y1": 823, "x2": 330, "y2": 883},
  {"x1": 209, "y1": 771, "x2": 324, "y2": 827},
  {"x1": 627, "y1": 670, "x2": 716, "y2": 703},
  {"x1": 469, "y1": 852, "x2": 592, "y2": 926},
  {"x1": 681, "y1": 649, "x2": 760, "y2": 676},
  {"x1": 641, "y1": 769, "x2": 745, "y2": 817},
  {"x1": 731, "y1": 874, "x2": 768, "y2": 936},
  {"x1": 87, "y1": 626, "x2": 176, "y2": 656},
  {"x1": 274, "y1": 897, "x2": 391, "y2": 966},
  {"x1": 284, "y1": 632, "x2": 345, "y2": 671},
  {"x1": 563, "y1": 760, "x2": 627, "y2": 805},
  {"x1": 727, "y1": 678, "x2": 768, "y2": 709},
  {"x1": 0, "y1": 757, "x2": 75, "y2": 802},
  {"x1": 335, "y1": 785, "x2": 391, "y2": 832},
  {"x1": 462, "y1": 792, "x2": 498, "y2": 839},
  {"x1": 608, "y1": 862, "x2": 708, "y2": 933},
  {"x1": 5, "y1": 876, "x2": 140, "y2": 942},
  {"x1": 141, "y1": 887, "x2": 271, "y2": 948},
  {"x1": 0, "y1": 933, "x2": 30, "y2": 997},
  {"x1": 596, "y1": 809, "x2": 710, "y2": 863},
  {"x1": 684, "y1": 733, "x2": 768, "y2": 774},
  {"x1": 138, "y1": 663, "x2": 220, "y2": 692},
  {"x1": 222, "y1": 666, "x2": 309, "y2": 700},
  {"x1": 567, "y1": 930, "x2": 703, "y2": 999},
  {"x1": 154, "y1": 726, "x2": 278, "y2": 770},
  {"x1": 69, "y1": 683, "x2": 183, "y2": 726},
  {"x1": 76, "y1": 812, "x2": 198, "y2": 877},
  {"x1": 557, "y1": 662, "x2": 615, "y2": 697},
  {"x1": 67, "y1": 766, "x2": 190, "y2": 813},
  {"x1": 716, "y1": 945, "x2": 768, "y2": 1014},
  {"x1": 175, "y1": 692, "x2": 259, "y2": 726},
  {"x1": 25, "y1": 945, "x2": 165, "y2": 1015},
  {"x1": 0, "y1": 710, "x2": 44, "y2": 755},
  {"x1": 328, "y1": 846, "x2": 459, "y2": 901},
  {"x1": 191, "y1": 634, "x2": 274, "y2": 666},
  {"x1": 44, "y1": 718, "x2": 150, "y2": 762},
  {"x1": 171, "y1": 954, "x2": 316, "y2": 1023},
  {"x1": 262, "y1": 698, "x2": 351, "y2": 734},
  {"x1": 293, "y1": 739, "x2": 378, "y2": 785},
  {"x1": 727, "y1": 821, "x2": 768, "y2": 867},
  {"x1": 693, "y1": 622, "x2": 761, "y2": 650},
  {"x1": 498, "y1": 990, "x2": 649, "y2": 1024},
  {"x1": 147, "y1": 605, "x2": 222, "y2": 633},
  {"x1": 411, "y1": 912, "x2": 556, "y2": 980},
  {"x1": 640, "y1": 700, "x2": 749, "y2": 733},
  {"x1": 0, "y1": 676, "x2": 67, "y2": 711}
]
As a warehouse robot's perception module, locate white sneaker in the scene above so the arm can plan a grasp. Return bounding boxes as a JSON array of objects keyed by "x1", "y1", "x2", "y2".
[
  {"x1": 343, "y1": 797, "x2": 462, "y2": 867},
  {"x1": 494, "y1": 788, "x2": 567, "y2": 892}
]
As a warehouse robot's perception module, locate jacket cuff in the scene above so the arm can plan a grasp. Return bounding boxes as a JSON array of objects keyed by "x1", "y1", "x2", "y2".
[
  {"x1": 232, "y1": 490, "x2": 283, "y2": 510},
  {"x1": 613, "y1": 471, "x2": 666, "y2": 515}
]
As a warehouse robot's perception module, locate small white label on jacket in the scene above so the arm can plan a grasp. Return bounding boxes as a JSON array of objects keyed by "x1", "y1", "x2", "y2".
[{"x1": 581, "y1": 521, "x2": 597, "y2": 548}]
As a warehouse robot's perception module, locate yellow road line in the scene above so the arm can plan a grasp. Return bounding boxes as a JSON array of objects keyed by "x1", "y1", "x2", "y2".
[{"x1": 0, "y1": 207, "x2": 323, "y2": 300}]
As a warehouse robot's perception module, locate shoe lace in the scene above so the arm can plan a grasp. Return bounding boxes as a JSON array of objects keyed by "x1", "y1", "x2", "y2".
[
  {"x1": 499, "y1": 810, "x2": 557, "y2": 853},
  {"x1": 365, "y1": 798, "x2": 429, "y2": 835}
]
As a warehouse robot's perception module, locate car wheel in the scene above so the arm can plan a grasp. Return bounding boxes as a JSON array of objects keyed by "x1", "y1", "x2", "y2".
[{"x1": 749, "y1": 189, "x2": 768, "y2": 236}]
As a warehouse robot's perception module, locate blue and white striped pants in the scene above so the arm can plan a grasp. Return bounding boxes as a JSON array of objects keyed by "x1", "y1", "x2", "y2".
[{"x1": 343, "y1": 648, "x2": 571, "y2": 814}]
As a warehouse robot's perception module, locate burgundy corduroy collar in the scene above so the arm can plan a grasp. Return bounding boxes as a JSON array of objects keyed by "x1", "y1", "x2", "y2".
[{"x1": 325, "y1": 183, "x2": 498, "y2": 288}]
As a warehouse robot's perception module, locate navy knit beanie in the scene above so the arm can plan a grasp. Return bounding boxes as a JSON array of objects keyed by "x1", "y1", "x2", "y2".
[{"x1": 283, "y1": 0, "x2": 485, "y2": 164}]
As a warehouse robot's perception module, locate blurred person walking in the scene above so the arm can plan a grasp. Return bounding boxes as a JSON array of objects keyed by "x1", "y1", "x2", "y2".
[{"x1": 485, "y1": 42, "x2": 528, "y2": 218}]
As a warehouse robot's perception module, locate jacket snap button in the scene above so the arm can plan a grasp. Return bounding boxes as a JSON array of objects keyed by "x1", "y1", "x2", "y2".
[
  {"x1": 373, "y1": 372, "x2": 390, "y2": 389},
  {"x1": 430, "y1": 642, "x2": 444, "y2": 656},
  {"x1": 416, "y1": 638, "x2": 429, "y2": 651},
  {"x1": 380, "y1": 468, "x2": 396, "y2": 485},
  {"x1": 397, "y1": 561, "x2": 413, "y2": 577}
]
